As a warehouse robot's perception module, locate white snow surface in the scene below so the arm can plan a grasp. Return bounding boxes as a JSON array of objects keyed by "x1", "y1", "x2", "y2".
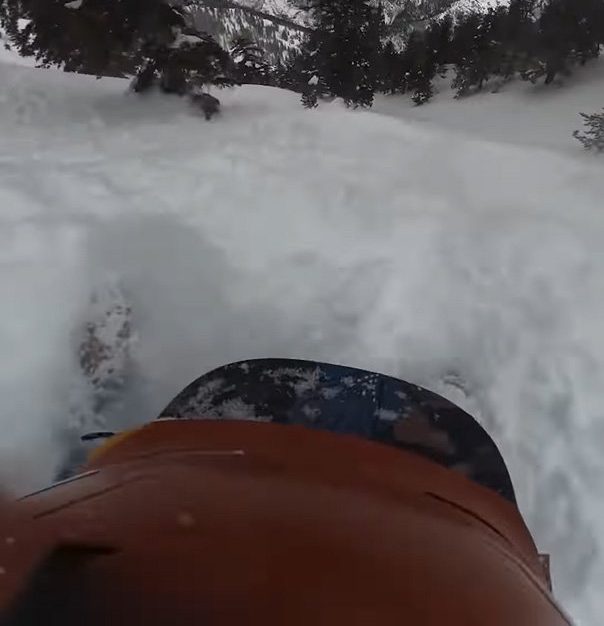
[
  {"x1": 374, "y1": 59, "x2": 604, "y2": 153},
  {"x1": 1, "y1": 59, "x2": 604, "y2": 625}
]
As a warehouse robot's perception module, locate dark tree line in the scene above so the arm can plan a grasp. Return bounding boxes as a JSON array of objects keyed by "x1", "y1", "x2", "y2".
[
  {"x1": 373, "y1": 0, "x2": 604, "y2": 103},
  {"x1": 299, "y1": 0, "x2": 385, "y2": 108},
  {"x1": 288, "y1": 0, "x2": 604, "y2": 107},
  {"x1": 0, "y1": 0, "x2": 602, "y2": 115}
]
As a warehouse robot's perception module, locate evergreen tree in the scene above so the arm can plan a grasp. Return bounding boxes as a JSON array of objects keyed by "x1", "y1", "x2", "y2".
[
  {"x1": 574, "y1": 109, "x2": 604, "y2": 152},
  {"x1": 400, "y1": 29, "x2": 437, "y2": 105},
  {"x1": 301, "y1": 82, "x2": 319, "y2": 108},
  {"x1": 0, "y1": 0, "x2": 181, "y2": 76},
  {"x1": 562, "y1": 0, "x2": 604, "y2": 64},
  {"x1": 379, "y1": 40, "x2": 403, "y2": 94},
  {"x1": 483, "y1": 7, "x2": 514, "y2": 77},
  {"x1": 425, "y1": 15, "x2": 454, "y2": 74},
  {"x1": 450, "y1": 10, "x2": 504, "y2": 97},
  {"x1": 303, "y1": 0, "x2": 384, "y2": 108},
  {"x1": 230, "y1": 36, "x2": 271, "y2": 86},
  {"x1": 536, "y1": 0, "x2": 576, "y2": 83},
  {"x1": 132, "y1": 28, "x2": 235, "y2": 97},
  {"x1": 396, "y1": 15, "x2": 454, "y2": 105},
  {"x1": 274, "y1": 48, "x2": 314, "y2": 93},
  {"x1": 497, "y1": 0, "x2": 539, "y2": 81},
  {"x1": 524, "y1": 0, "x2": 604, "y2": 85},
  {"x1": 1, "y1": 0, "x2": 238, "y2": 115}
]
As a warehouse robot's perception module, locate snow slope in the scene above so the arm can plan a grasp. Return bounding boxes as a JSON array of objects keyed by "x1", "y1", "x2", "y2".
[
  {"x1": 190, "y1": 6, "x2": 305, "y2": 62},
  {"x1": 375, "y1": 60, "x2": 604, "y2": 153},
  {"x1": 1, "y1": 61, "x2": 604, "y2": 625}
]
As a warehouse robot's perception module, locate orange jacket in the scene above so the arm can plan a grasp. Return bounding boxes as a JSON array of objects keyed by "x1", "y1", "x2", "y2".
[{"x1": 0, "y1": 420, "x2": 570, "y2": 625}]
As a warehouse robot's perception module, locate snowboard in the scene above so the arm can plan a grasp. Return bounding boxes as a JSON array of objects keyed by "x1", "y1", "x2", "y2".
[{"x1": 158, "y1": 359, "x2": 516, "y2": 504}]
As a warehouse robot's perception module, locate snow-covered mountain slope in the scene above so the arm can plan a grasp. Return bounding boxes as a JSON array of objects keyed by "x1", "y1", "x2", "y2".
[
  {"x1": 237, "y1": 0, "x2": 507, "y2": 25},
  {"x1": 183, "y1": 0, "x2": 511, "y2": 60},
  {"x1": 374, "y1": 59, "x2": 604, "y2": 153},
  {"x1": 187, "y1": 4, "x2": 305, "y2": 62},
  {"x1": 1, "y1": 59, "x2": 604, "y2": 626}
]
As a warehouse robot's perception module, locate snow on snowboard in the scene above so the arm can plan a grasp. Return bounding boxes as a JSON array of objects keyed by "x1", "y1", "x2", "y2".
[{"x1": 158, "y1": 359, "x2": 516, "y2": 503}]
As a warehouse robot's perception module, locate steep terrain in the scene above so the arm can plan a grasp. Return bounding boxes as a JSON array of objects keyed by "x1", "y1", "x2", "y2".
[
  {"x1": 0, "y1": 56, "x2": 603, "y2": 626},
  {"x1": 182, "y1": 0, "x2": 510, "y2": 59}
]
